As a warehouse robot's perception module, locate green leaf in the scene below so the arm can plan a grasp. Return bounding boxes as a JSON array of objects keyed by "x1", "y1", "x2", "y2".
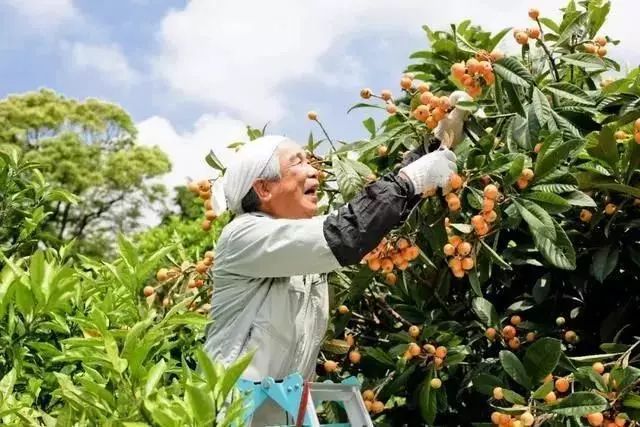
[
  {"x1": 117, "y1": 234, "x2": 138, "y2": 269},
  {"x1": 472, "y1": 297, "x2": 500, "y2": 328},
  {"x1": 550, "y1": 392, "x2": 608, "y2": 416},
  {"x1": 332, "y1": 157, "x2": 363, "y2": 202},
  {"x1": 532, "y1": 274, "x2": 551, "y2": 303},
  {"x1": 219, "y1": 351, "x2": 253, "y2": 399},
  {"x1": 586, "y1": 127, "x2": 619, "y2": 173},
  {"x1": 560, "y1": 53, "x2": 607, "y2": 70},
  {"x1": 539, "y1": 18, "x2": 560, "y2": 33},
  {"x1": 419, "y1": 370, "x2": 437, "y2": 424},
  {"x1": 505, "y1": 155, "x2": 525, "y2": 186},
  {"x1": 494, "y1": 58, "x2": 533, "y2": 87},
  {"x1": 587, "y1": 0, "x2": 610, "y2": 37},
  {"x1": 530, "y1": 183, "x2": 578, "y2": 193},
  {"x1": 0, "y1": 368, "x2": 17, "y2": 398},
  {"x1": 362, "y1": 118, "x2": 376, "y2": 137},
  {"x1": 365, "y1": 347, "x2": 395, "y2": 368},
  {"x1": 591, "y1": 246, "x2": 619, "y2": 283},
  {"x1": 523, "y1": 338, "x2": 562, "y2": 383},
  {"x1": 205, "y1": 150, "x2": 226, "y2": 172},
  {"x1": 502, "y1": 389, "x2": 526, "y2": 405},
  {"x1": 514, "y1": 200, "x2": 556, "y2": 240},
  {"x1": 347, "y1": 103, "x2": 385, "y2": 114},
  {"x1": 499, "y1": 351, "x2": 532, "y2": 389},
  {"x1": 488, "y1": 28, "x2": 511, "y2": 51},
  {"x1": 591, "y1": 183, "x2": 640, "y2": 198},
  {"x1": 623, "y1": 393, "x2": 640, "y2": 409},
  {"x1": 533, "y1": 221, "x2": 577, "y2": 270},
  {"x1": 532, "y1": 380, "x2": 555, "y2": 399},
  {"x1": 565, "y1": 191, "x2": 597, "y2": 207},
  {"x1": 473, "y1": 373, "x2": 505, "y2": 396},
  {"x1": 504, "y1": 82, "x2": 526, "y2": 117},
  {"x1": 479, "y1": 239, "x2": 512, "y2": 271},
  {"x1": 144, "y1": 360, "x2": 166, "y2": 398},
  {"x1": 532, "y1": 87, "x2": 553, "y2": 127},
  {"x1": 535, "y1": 136, "x2": 582, "y2": 180},
  {"x1": 544, "y1": 82, "x2": 594, "y2": 106},
  {"x1": 468, "y1": 269, "x2": 482, "y2": 297},
  {"x1": 185, "y1": 382, "x2": 215, "y2": 425},
  {"x1": 523, "y1": 192, "x2": 571, "y2": 213}
]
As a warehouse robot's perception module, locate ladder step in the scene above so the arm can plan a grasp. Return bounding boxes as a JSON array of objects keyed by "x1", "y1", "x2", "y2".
[{"x1": 236, "y1": 373, "x2": 373, "y2": 427}]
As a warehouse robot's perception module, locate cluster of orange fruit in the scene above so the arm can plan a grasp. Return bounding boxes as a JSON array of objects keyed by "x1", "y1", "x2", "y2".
[
  {"x1": 411, "y1": 87, "x2": 453, "y2": 129},
  {"x1": 141, "y1": 251, "x2": 214, "y2": 313},
  {"x1": 187, "y1": 179, "x2": 217, "y2": 231},
  {"x1": 440, "y1": 173, "x2": 464, "y2": 209},
  {"x1": 403, "y1": 325, "x2": 449, "y2": 373},
  {"x1": 510, "y1": 8, "x2": 542, "y2": 48},
  {"x1": 583, "y1": 35, "x2": 609, "y2": 58},
  {"x1": 443, "y1": 235, "x2": 474, "y2": 278},
  {"x1": 451, "y1": 56, "x2": 497, "y2": 98},
  {"x1": 485, "y1": 315, "x2": 535, "y2": 351},
  {"x1": 490, "y1": 403, "x2": 535, "y2": 427},
  {"x1": 516, "y1": 168, "x2": 535, "y2": 190},
  {"x1": 360, "y1": 87, "x2": 400, "y2": 115},
  {"x1": 362, "y1": 237, "x2": 420, "y2": 285},
  {"x1": 491, "y1": 360, "x2": 627, "y2": 427},
  {"x1": 361, "y1": 390, "x2": 385, "y2": 415}
]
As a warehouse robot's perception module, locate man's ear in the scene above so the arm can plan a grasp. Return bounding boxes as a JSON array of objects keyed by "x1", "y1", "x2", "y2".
[{"x1": 252, "y1": 179, "x2": 272, "y2": 203}]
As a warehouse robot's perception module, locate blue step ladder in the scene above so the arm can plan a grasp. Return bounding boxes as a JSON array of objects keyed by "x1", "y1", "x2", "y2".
[{"x1": 236, "y1": 373, "x2": 374, "y2": 427}]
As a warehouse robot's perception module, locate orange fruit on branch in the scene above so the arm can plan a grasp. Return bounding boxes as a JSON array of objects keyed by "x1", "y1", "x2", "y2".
[
  {"x1": 515, "y1": 31, "x2": 530, "y2": 45},
  {"x1": 360, "y1": 88, "x2": 372, "y2": 99},
  {"x1": 528, "y1": 8, "x2": 540, "y2": 20},
  {"x1": 400, "y1": 77, "x2": 412, "y2": 90},
  {"x1": 307, "y1": 111, "x2": 318, "y2": 120},
  {"x1": 587, "y1": 413, "x2": 604, "y2": 427},
  {"x1": 555, "y1": 377, "x2": 570, "y2": 393},
  {"x1": 324, "y1": 360, "x2": 338, "y2": 373},
  {"x1": 408, "y1": 325, "x2": 420, "y2": 338},
  {"x1": 143, "y1": 286, "x2": 155, "y2": 297}
]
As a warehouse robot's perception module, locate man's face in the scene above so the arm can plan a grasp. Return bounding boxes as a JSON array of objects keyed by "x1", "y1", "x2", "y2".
[{"x1": 258, "y1": 143, "x2": 320, "y2": 219}]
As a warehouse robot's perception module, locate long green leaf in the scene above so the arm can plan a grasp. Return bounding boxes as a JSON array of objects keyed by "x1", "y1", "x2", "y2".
[
  {"x1": 499, "y1": 351, "x2": 532, "y2": 389},
  {"x1": 472, "y1": 297, "x2": 499, "y2": 328},
  {"x1": 544, "y1": 82, "x2": 594, "y2": 106},
  {"x1": 493, "y1": 58, "x2": 533, "y2": 87},
  {"x1": 532, "y1": 87, "x2": 553, "y2": 127},
  {"x1": 533, "y1": 221, "x2": 577, "y2": 270},
  {"x1": 550, "y1": 392, "x2": 608, "y2": 416},
  {"x1": 523, "y1": 338, "x2": 562, "y2": 383}
]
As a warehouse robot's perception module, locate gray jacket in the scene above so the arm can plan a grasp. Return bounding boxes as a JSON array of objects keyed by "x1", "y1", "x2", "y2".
[{"x1": 204, "y1": 212, "x2": 341, "y2": 381}]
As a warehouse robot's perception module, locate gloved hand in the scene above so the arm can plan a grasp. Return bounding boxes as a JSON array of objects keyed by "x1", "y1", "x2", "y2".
[
  {"x1": 433, "y1": 91, "x2": 473, "y2": 149},
  {"x1": 399, "y1": 148, "x2": 457, "y2": 195}
]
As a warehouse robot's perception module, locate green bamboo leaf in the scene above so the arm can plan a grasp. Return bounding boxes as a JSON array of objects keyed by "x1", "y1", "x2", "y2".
[{"x1": 144, "y1": 360, "x2": 166, "y2": 398}]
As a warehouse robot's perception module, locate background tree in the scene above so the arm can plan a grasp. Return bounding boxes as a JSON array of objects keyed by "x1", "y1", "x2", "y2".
[{"x1": 0, "y1": 89, "x2": 171, "y2": 257}]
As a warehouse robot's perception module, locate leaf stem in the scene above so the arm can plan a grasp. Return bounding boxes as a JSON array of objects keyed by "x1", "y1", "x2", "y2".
[
  {"x1": 536, "y1": 19, "x2": 560, "y2": 82},
  {"x1": 314, "y1": 119, "x2": 337, "y2": 152}
]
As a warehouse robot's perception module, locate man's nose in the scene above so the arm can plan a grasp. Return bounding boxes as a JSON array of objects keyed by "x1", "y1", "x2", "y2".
[{"x1": 306, "y1": 163, "x2": 319, "y2": 178}]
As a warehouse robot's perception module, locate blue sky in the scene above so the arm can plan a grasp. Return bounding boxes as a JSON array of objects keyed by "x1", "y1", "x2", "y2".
[{"x1": 1, "y1": 0, "x2": 638, "y2": 215}]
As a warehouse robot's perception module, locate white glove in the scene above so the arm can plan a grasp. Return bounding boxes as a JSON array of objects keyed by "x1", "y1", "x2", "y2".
[
  {"x1": 433, "y1": 91, "x2": 473, "y2": 148},
  {"x1": 399, "y1": 148, "x2": 457, "y2": 195}
]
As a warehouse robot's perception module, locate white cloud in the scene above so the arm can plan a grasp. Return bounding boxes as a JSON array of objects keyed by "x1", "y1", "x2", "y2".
[
  {"x1": 4, "y1": 0, "x2": 80, "y2": 30},
  {"x1": 69, "y1": 42, "x2": 139, "y2": 86},
  {"x1": 136, "y1": 113, "x2": 249, "y2": 224},
  {"x1": 152, "y1": 0, "x2": 638, "y2": 124}
]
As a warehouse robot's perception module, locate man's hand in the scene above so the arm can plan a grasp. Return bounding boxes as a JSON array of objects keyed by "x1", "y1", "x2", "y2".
[
  {"x1": 399, "y1": 148, "x2": 457, "y2": 195},
  {"x1": 433, "y1": 91, "x2": 473, "y2": 149}
]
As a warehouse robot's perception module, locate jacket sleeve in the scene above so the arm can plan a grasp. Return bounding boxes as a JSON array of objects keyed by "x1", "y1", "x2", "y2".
[
  {"x1": 323, "y1": 171, "x2": 423, "y2": 267},
  {"x1": 218, "y1": 214, "x2": 344, "y2": 278},
  {"x1": 219, "y1": 149, "x2": 429, "y2": 277}
]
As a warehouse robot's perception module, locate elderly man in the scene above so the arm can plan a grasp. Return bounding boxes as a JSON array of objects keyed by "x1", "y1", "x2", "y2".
[{"x1": 205, "y1": 91, "x2": 471, "y2": 425}]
